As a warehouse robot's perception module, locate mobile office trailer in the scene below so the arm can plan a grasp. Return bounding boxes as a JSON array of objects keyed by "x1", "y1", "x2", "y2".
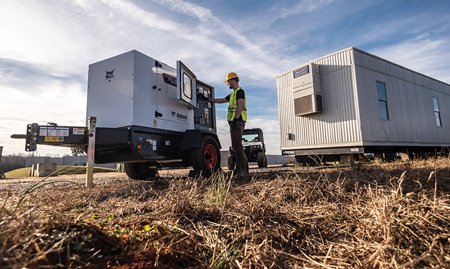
[{"x1": 277, "y1": 47, "x2": 450, "y2": 163}]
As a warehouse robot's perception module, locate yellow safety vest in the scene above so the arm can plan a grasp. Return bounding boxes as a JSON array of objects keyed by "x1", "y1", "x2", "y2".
[{"x1": 227, "y1": 87, "x2": 247, "y2": 122}]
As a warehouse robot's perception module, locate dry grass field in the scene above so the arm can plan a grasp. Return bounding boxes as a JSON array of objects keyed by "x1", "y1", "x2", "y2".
[{"x1": 1, "y1": 158, "x2": 449, "y2": 268}]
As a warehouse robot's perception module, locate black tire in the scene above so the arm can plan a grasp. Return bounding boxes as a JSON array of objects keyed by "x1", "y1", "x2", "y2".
[
  {"x1": 227, "y1": 154, "x2": 235, "y2": 170},
  {"x1": 257, "y1": 152, "x2": 267, "y2": 168},
  {"x1": 124, "y1": 162, "x2": 158, "y2": 180},
  {"x1": 191, "y1": 135, "x2": 221, "y2": 177}
]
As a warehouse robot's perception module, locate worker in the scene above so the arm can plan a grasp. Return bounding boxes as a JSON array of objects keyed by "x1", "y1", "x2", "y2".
[{"x1": 208, "y1": 72, "x2": 249, "y2": 175}]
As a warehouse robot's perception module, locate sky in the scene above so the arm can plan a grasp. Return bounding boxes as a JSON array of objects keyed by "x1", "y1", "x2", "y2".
[{"x1": 1, "y1": 0, "x2": 450, "y2": 157}]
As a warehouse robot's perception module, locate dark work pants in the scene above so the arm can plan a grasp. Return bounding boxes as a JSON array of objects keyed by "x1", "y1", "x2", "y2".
[{"x1": 229, "y1": 121, "x2": 249, "y2": 174}]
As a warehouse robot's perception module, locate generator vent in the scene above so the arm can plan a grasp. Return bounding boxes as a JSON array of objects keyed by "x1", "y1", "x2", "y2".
[{"x1": 292, "y1": 63, "x2": 323, "y2": 116}]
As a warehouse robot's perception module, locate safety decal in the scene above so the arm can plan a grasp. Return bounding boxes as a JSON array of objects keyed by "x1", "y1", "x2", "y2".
[
  {"x1": 73, "y1": 128, "x2": 85, "y2": 135},
  {"x1": 39, "y1": 127, "x2": 48, "y2": 136},
  {"x1": 47, "y1": 127, "x2": 69, "y2": 137},
  {"x1": 45, "y1": 136, "x2": 64, "y2": 142}
]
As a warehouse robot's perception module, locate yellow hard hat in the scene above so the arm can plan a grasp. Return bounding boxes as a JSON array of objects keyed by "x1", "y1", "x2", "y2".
[{"x1": 225, "y1": 72, "x2": 239, "y2": 83}]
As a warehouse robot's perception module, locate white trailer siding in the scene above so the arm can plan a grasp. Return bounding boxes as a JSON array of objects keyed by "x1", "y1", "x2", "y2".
[
  {"x1": 277, "y1": 48, "x2": 362, "y2": 150},
  {"x1": 353, "y1": 49, "x2": 450, "y2": 146},
  {"x1": 278, "y1": 47, "x2": 450, "y2": 153}
]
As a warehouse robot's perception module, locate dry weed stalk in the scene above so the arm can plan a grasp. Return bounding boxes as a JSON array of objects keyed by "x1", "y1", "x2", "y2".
[{"x1": 0, "y1": 157, "x2": 449, "y2": 268}]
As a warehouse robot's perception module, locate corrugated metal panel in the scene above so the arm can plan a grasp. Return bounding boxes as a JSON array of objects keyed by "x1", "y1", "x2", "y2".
[
  {"x1": 277, "y1": 48, "x2": 362, "y2": 150},
  {"x1": 354, "y1": 49, "x2": 450, "y2": 146}
]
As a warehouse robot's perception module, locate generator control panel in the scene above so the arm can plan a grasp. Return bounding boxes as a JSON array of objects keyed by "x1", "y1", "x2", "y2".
[{"x1": 194, "y1": 81, "x2": 216, "y2": 132}]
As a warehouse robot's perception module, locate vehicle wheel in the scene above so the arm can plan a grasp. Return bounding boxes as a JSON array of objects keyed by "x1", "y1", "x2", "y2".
[
  {"x1": 257, "y1": 152, "x2": 267, "y2": 168},
  {"x1": 124, "y1": 162, "x2": 158, "y2": 180},
  {"x1": 191, "y1": 135, "x2": 221, "y2": 177},
  {"x1": 227, "y1": 154, "x2": 235, "y2": 170}
]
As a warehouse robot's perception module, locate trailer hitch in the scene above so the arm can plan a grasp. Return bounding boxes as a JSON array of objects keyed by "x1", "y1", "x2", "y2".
[
  {"x1": 11, "y1": 123, "x2": 88, "y2": 152},
  {"x1": 11, "y1": 123, "x2": 39, "y2": 151}
]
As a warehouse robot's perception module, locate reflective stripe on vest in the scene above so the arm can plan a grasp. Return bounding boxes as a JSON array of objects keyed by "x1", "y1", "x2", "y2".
[{"x1": 227, "y1": 87, "x2": 247, "y2": 122}]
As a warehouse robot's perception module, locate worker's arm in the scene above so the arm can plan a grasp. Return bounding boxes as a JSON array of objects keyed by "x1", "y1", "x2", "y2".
[
  {"x1": 208, "y1": 98, "x2": 228, "y2": 104},
  {"x1": 234, "y1": 98, "x2": 245, "y2": 119}
]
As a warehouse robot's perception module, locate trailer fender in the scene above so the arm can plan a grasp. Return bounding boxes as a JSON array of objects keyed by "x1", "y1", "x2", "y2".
[{"x1": 180, "y1": 130, "x2": 221, "y2": 152}]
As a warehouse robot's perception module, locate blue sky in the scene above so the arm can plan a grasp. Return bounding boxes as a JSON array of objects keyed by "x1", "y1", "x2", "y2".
[{"x1": 1, "y1": 0, "x2": 449, "y2": 156}]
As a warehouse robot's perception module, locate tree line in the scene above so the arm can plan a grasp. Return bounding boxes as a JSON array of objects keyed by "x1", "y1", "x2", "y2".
[{"x1": 0, "y1": 154, "x2": 27, "y2": 172}]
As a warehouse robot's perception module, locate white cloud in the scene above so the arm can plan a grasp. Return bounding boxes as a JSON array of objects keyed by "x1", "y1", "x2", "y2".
[
  {"x1": 1, "y1": 80, "x2": 86, "y2": 155},
  {"x1": 370, "y1": 37, "x2": 450, "y2": 84},
  {"x1": 263, "y1": 0, "x2": 336, "y2": 27}
]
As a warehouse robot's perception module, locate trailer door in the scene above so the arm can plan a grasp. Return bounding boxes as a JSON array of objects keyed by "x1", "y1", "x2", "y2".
[{"x1": 177, "y1": 61, "x2": 197, "y2": 109}]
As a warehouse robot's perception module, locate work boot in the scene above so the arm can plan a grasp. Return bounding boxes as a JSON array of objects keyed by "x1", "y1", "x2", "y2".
[{"x1": 232, "y1": 170, "x2": 250, "y2": 181}]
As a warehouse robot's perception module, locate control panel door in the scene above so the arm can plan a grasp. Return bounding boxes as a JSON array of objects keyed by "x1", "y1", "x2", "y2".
[{"x1": 177, "y1": 61, "x2": 197, "y2": 109}]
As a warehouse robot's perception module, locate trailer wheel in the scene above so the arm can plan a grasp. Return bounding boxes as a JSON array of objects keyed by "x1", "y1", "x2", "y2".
[
  {"x1": 257, "y1": 152, "x2": 267, "y2": 168},
  {"x1": 192, "y1": 135, "x2": 221, "y2": 177},
  {"x1": 124, "y1": 162, "x2": 158, "y2": 180},
  {"x1": 227, "y1": 154, "x2": 235, "y2": 170}
]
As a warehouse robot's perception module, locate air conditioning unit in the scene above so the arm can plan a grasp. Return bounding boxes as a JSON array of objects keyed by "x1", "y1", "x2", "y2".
[{"x1": 292, "y1": 63, "x2": 322, "y2": 116}]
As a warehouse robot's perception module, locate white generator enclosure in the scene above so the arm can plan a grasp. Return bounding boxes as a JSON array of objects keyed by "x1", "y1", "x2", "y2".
[
  {"x1": 87, "y1": 50, "x2": 197, "y2": 132},
  {"x1": 12, "y1": 50, "x2": 223, "y2": 179},
  {"x1": 278, "y1": 47, "x2": 450, "y2": 159}
]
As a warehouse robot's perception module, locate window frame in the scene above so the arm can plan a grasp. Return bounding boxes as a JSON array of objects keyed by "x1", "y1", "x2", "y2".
[
  {"x1": 182, "y1": 72, "x2": 192, "y2": 100},
  {"x1": 433, "y1": 97, "x2": 442, "y2": 127},
  {"x1": 376, "y1": 81, "x2": 389, "y2": 120}
]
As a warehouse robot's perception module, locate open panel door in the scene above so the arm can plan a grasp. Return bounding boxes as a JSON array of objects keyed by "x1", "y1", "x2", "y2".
[{"x1": 177, "y1": 61, "x2": 197, "y2": 109}]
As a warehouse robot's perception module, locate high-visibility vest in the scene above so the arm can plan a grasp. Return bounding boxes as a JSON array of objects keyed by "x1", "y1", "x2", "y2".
[{"x1": 227, "y1": 87, "x2": 247, "y2": 122}]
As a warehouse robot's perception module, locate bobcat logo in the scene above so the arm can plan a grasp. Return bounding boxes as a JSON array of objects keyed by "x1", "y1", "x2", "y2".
[
  {"x1": 171, "y1": 111, "x2": 176, "y2": 117},
  {"x1": 105, "y1": 69, "x2": 115, "y2": 82}
]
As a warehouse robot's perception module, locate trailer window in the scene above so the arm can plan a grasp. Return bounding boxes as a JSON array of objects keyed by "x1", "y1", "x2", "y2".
[
  {"x1": 377, "y1": 81, "x2": 388, "y2": 120},
  {"x1": 433, "y1": 97, "x2": 442, "y2": 127},
  {"x1": 183, "y1": 72, "x2": 192, "y2": 99}
]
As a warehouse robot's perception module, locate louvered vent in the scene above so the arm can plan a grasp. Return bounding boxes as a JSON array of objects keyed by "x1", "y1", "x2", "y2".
[{"x1": 294, "y1": 95, "x2": 313, "y2": 115}]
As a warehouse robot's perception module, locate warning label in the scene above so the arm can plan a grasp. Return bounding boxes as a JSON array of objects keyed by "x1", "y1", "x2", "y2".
[
  {"x1": 45, "y1": 136, "x2": 64, "y2": 142},
  {"x1": 47, "y1": 127, "x2": 69, "y2": 137},
  {"x1": 73, "y1": 128, "x2": 85, "y2": 135},
  {"x1": 39, "y1": 127, "x2": 48, "y2": 136}
]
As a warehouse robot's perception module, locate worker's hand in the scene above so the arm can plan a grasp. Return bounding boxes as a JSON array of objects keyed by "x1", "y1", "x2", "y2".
[{"x1": 231, "y1": 118, "x2": 238, "y2": 130}]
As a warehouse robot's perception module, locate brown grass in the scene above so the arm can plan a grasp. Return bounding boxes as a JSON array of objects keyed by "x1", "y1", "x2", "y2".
[{"x1": 1, "y1": 157, "x2": 450, "y2": 268}]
